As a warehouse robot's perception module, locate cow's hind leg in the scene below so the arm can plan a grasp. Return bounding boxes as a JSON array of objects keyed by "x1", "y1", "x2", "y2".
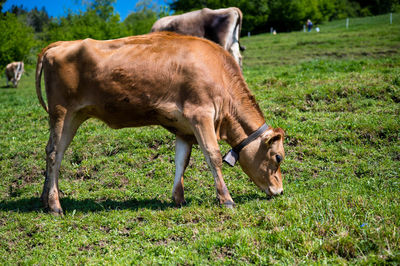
[
  {"x1": 173, "y1": 135, "x2": 192, "y2": 206},
  {"x1": 41, "y1": 108, "x2": 85, "y2": 215}
]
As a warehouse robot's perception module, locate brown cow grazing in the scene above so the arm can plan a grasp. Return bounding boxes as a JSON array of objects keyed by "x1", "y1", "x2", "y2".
[
  {"x1": 36, "y1": 32, "x2": 285, "y2": 215},
  {"x1": 5, "y1": 61, "x2": 24, "y2": 88},
  {"x1": 151, "y1": 7, "x2": 245, "y2": 68}
]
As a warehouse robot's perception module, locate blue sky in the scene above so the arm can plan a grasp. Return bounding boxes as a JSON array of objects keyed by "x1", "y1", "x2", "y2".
[{"x1": 3, "y1": 0, "x2": 169, "y2": 20}]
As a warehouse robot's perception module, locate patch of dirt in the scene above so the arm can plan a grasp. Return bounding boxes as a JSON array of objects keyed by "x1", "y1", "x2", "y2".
[
  {"x1": 78, "y1": 244, "x2": 94, "y2": 251},
  {"x1": 10, "y1": 165, "x2": 42, "y2": 189},
  {"x1": 74, "y1": 166, "x2": 93, "y2": 181},
  {"x1": 313, "y1": 49, "x2": 398, "y2": 59},
  {"x1": 146, "y1": 169, "x2": 155, "y2": 179},
  {"x1": 105, "y1": 147, "x2": 120, "y2": 156},
  {"x1": 297, "y1": 40, "x2": 334, "y2": 46},
  {"x1": 119, "y1": 228, "x2": 130, "y2": 237},
  {"x1": 149, "y1": 139, "x2": 172, "y2": 150},
  {"x1": 314, "y1": 51, "x2": 346, "y2": 58},
  {"x1": 120, "y1": 176, "x2": 130, "y2": 186},
  {"x1": 391, "y1": 94, "x2": 400, "y2": 103},
  {"x1": 99, "y1": 225, "x2": 111, "y2": 233},
  {"x1": 150, "y1": 153, "x2": 160, "y2": 161},
  {"x1": 213, "y1": 246, "x2": 236, "y2": 261},
  {"x1": 322, "y1": 235, "x2": 357, "y2": 259},
  {"x1": 9, "y1": 165, "x2": 42, "y2": 197}
]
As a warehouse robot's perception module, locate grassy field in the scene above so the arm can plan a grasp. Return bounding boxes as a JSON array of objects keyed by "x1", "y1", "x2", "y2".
[{"x1": 0, "y1": 13, "x2": 399, "y2": 264}]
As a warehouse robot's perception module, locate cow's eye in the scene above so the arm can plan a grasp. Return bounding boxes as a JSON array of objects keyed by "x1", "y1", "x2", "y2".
[{"x1": 276, "y1": 154, "x2": 283, "y2": 164}]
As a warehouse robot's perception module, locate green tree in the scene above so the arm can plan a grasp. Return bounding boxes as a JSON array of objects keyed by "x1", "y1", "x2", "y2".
[
  {"x1": 170, "y1": 0, "x2": 202, "y2": 12},
  {"x1": 124, "y1": 0, "x2": 158, "y2": 35},
  {"x1": 42, "y1": 0, "x2": 127, "y2": 43},
  {"x1": 124, "y1": 0, "x2": 170, "y2": 36},
  {"x1": 9, "y1": 4, "x2": 27, "y2": 16},
  {"x1": 27, "y1": 7, "x2": 50, "y2": 32},
  {"x1": 350, "y1": 0, "x2": 400, "y2": 15},
  {"x1": 330, "y1": 0, "x2": 360, "y2": 19},
  {"x1": 238, "y1": 0, "x2": 270, "y2": 34},
  {"x1": 0, "y1": 12, "x2": 36, "y2": 67},
  {"x1": 267, "y1": 0, "x2": 332, "y2": 31},
  {"x1": 92, "y1": 0, "x2": 116, "y2": 21}
]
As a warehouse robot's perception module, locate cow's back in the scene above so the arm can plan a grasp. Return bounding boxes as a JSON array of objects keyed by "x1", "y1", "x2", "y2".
[
  {"x1": 5, "y1": 62, "x2": 17, "y2": 79},
  {"x1": 5, "y1": 63, "x2": 13, "y2": 80},
  {"x1": 151, "y1": 10, "x2": 206, "y2": 37},
  {"x1": 40, "y1": 32, "x2": 237, "y2": 131}
]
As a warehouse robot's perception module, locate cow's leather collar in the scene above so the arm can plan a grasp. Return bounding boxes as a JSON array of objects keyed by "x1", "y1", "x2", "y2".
[{"x1": 223, "y1": 123, "x2": 269, "y2": 167}]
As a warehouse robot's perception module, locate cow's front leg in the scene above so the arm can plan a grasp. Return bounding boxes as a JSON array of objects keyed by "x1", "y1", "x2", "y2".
[
  {"x1": 191, "y1": 115, "x2": 235, "y2": 208},
  {"x1": 173, "y1": 135, "x2": 192, "y2": 206}
]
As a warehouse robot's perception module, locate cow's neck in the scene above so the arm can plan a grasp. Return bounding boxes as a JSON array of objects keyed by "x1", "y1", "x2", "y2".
[
  {"x1": 217, "y1": 66, "x2": 266, "y2": 148},
  {"x1": 220, "y1": 101, "x2": 265, "y2": 148}
]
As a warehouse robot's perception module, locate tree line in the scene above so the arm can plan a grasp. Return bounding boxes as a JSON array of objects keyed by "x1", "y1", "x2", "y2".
[
  {"x1": 171, "y1": 0, "x2": 400, "y2": 34},
  {"x1": 0, "y1": 0, "x2": 399, "y2": 67},
  {"x1": 0, "y1": 0, "x2": 166, "y2": 67}
]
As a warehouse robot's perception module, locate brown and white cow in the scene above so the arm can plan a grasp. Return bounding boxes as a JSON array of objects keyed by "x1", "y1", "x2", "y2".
[
  {"x1": 151, "y1": 7, "x2": 245, "y2": 68},
  {"x1": 36, "y1": 32, "x2": 285, "y2": 215},
  {"x1": 5, "y1": 61, "x2": 24, "y2": 88}
]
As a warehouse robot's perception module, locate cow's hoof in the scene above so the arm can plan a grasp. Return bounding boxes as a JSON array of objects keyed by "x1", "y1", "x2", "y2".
[
  {"x1": 48, "y1": 207, "x2": 64, "y2": 216},
  {"x1": 175, "y1": 200, "x2": 187, "y2": 208},
  {"x1": 223, "y1": 200, "x2": 235, "y2": 209}
]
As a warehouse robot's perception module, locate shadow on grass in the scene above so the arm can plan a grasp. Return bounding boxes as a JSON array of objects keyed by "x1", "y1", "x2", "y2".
[
  {"x1": 0, "y1": 197, "x2": 43, "y2": 212},
  {"x1": 0, "y1": 193, "x2": 269, "y2": 214},
  {"x1": 233, "y1": 193, "x2": 272, "y2": 204},
  {"x1": 0, "y1": 197, "x2": 182, "y2": 213},
  {"x1": 61, "y1": 197, "x2": 177, "y2": 212}
]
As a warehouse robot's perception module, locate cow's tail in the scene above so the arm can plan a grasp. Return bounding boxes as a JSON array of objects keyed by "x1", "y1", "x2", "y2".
[
  {"x1": 234, "y1": 7, "x2": 246, "y2": 51},
  {"x1": 36, "y1": 50, "x2": 48, "y2": 113}
]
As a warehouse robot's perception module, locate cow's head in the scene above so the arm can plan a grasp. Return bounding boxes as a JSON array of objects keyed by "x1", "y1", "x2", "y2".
[
  {"x1": 12, "y1": 62, "x2": 23, "y2": 88},
  {"x1": 238, "y1": 127, "x2": 285, "y2": 197},
  {"x1": 11, "y1": 74, "x2": 22, "y2": 88},
  {"x1": 11, "y1": 78, "x2": 18, "y2": 88},
  {"x1": 229, "y1": 42, "x2": 243, "y2": 69}
]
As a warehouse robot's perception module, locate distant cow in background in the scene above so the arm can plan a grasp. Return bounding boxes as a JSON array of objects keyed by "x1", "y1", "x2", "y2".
[
  {"x1": 151, "y1": 7, "x2": 245, "y2": 68},
  {"x1": 5, "y1": 61, "x2": 24, "y2": 88}
]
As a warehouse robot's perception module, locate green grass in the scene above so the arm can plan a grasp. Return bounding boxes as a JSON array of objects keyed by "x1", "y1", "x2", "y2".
[{"x1": 1, "y1": 13, "x2": 399, "y2": 264}]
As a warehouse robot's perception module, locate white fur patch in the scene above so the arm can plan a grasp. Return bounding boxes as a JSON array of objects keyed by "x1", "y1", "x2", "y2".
[{"x1": 172, "y1": 137, "x2": 191, "y2": 193}]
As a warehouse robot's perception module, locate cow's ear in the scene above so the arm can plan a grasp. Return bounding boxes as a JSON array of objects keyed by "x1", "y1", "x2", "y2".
[{"x1": 264, "y1": 128, "x2": 284, "y2": 145}]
